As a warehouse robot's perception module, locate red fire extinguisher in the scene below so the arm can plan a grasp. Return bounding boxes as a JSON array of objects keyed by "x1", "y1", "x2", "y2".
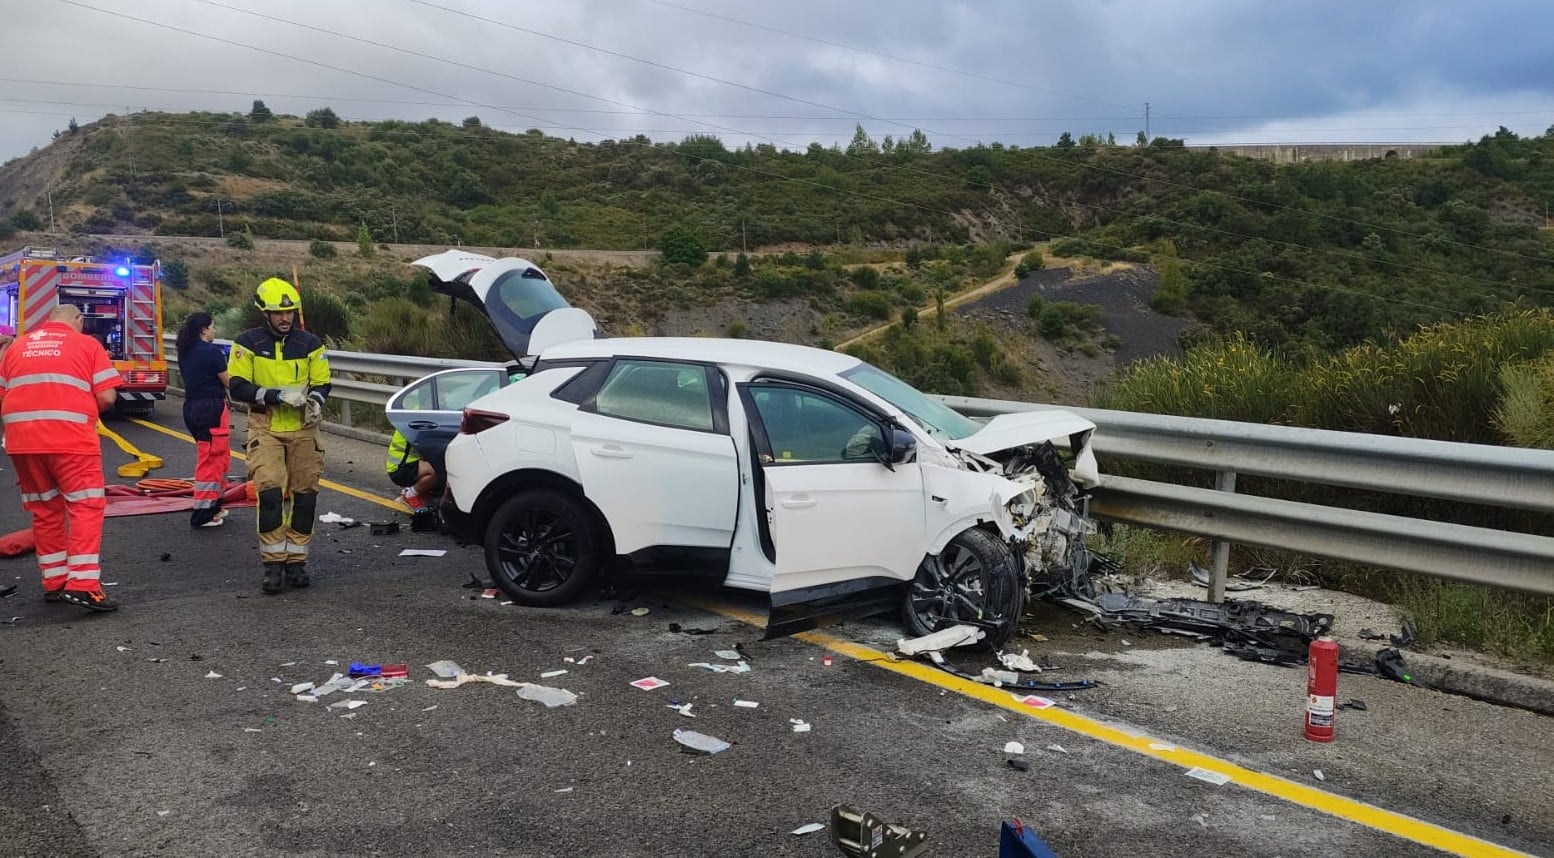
[{"x1": 1305, "y1": 636, "x2": 1339, "y2": 742}]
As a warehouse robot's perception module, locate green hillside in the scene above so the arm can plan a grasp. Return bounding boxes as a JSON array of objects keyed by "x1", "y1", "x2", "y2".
[{"x1": 2, "y1": 107, "x2": 1552, "y2": 354}]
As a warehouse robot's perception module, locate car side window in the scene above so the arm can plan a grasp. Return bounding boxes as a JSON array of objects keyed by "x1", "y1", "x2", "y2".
[
  {"x1": 435, "y1": 370, "x2": 503, "y2": 411},
  {"x1": 748, "y1": 386, "x2": 884, "y2": 465},
  {"x1": 398, "y1": 378, "x2": 434, "y2": 411},
  {"x1": 592, "y1": 360, "x2": 715, "y2": 431}
]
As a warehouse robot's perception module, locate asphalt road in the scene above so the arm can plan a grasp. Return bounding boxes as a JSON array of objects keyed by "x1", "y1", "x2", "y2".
[{"x1": 0, "y1": 407, "x2": 1549, "y2": 857}]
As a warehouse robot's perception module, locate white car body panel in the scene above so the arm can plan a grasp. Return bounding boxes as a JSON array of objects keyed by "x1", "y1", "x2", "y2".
[
  {"x1": 763, "y1": 460, "x2": 926, "y2": 596},
  {"x1": 570, "y1": 410, "x2": 739, "y2": 555},
  {"x1": 953, "y1": 410, "x2": 1100, "y2": 487},
  {"x1": 411, "y1": 249, "x2": 498, "y2": 283}
]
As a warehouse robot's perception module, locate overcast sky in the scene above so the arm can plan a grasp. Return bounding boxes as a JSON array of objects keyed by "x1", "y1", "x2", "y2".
[{"x1": 3, "y1": 0, "x2": 1552, "y2": 163}]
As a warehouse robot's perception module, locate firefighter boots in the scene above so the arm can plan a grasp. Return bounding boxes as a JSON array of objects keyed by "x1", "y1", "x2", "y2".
[
  {"x1": 285, "y1": 564, "x2": 310, "y2": 588},
  {"x1": 261, "y1": 563, "x2": 285, "y2": 595}
]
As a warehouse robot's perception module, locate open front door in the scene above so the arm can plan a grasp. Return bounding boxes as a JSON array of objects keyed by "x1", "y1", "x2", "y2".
[{"x1": 741, "y1": 382, "x2": 926, "y2": 605}]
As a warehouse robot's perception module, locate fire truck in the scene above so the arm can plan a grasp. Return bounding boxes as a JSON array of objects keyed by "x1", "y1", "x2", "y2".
[{"x1": 0, "y1": 246, "x2": 168, "y2": 415}]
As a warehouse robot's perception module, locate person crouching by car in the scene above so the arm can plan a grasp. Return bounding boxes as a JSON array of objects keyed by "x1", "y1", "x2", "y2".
[
  {"x1": 387, "y1": 429, "x2": 441, "y2": 513},
  {"x1": 176, "y1": 312, "x2": 232, "y2": 528}
]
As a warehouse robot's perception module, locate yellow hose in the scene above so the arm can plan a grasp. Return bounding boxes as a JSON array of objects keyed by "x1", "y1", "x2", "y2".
[{"x1": 96, "y1": 422, "x2": 164, "y2": 478}]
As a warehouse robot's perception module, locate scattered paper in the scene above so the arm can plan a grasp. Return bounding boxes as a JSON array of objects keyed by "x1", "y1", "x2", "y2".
[
  {"x1": 399, "y1": 548, "x2": 447, "y2": 557},
  {"x1": 289, "y1": 682, "x2": 315, "y2": 695},
  {"x1": 791, "y1": 823, "x2": 825, "y2": 835},
  {"x1": 555, "y1": 787, "x2": 574, "y2": 794},
  {"x1": 318, "y1": 512, "x2": 349, "y2": 523},
  {"x1": 713, "y1": 649, "x2": 742, "y2": 660},
  {"x1": 156, "y1": 810, "x2": 171, "y2": 818},
  {"x1": 1004, "y1": 741, "x2": 1025, "y2": 755},
  {"x1": 116, "y1": 646, "x2": 131, "y2": 653},
  {"x1": 425, "y1": 660, "x2": 466, "y2": 678},
  {"x1": 426, "y1": 672, "x2": 523, "y2": 689},
  {"x1": 1314, "y1": 769, "x2": 1326, "y2": 782},
  {"x1": 629, "y1": 607, "x2": 650, "y2": 616},
  {"x1": 733, "y1": 699, "x2": 759, "y2": 708},
  {"x1": 687, "y1": 661, "x2": 751, "y2": 674},
  {"x1": 540, "y1": 669, "x2": 568, "y2": 679},
  {"x1": 1185, "y1": 767, "x2": 1231, "y2": 786},
  {"x1": 897, "y1": 623, "x2": 985, "y2": 655},
  {"x1": 327, "y1": 699, "x2": 368, "y2": 710},
  {"x1": 203, "y1": 670, "x2": 223, "y2": 679},
  {"x1": 998, "y1": 650, "x2": 1039, "y2": 672},
  {"x1": 1045, "y1": 744, "x2": 1067, "y2": 754},
  {"x1": 630, "y1": 676, "x2": 670, "y2": 691},
  {"x1": 668, "y1": 703, "x2": 697, "y2": 718},
  {"x1": 790, "y1": 719, "x2": 812, "y2": 733},
  {"x1": 1011, "y1": 694, "x2": 1055, "y2": 709},
  {"x1": 243, "y1": 727, "x2": 262, "y2": 733},
  {"x1": 1149, "y1": 742, "x2": 1178, "y2": 752}
]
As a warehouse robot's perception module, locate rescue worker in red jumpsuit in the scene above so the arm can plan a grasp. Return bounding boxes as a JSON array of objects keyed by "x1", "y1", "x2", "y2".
[
  {"x1": 0, "y1": 304, "x2": 122, "y2": 611},
  {"x1": 226, "y1": 278, "x2": 331, "y2": 594}
]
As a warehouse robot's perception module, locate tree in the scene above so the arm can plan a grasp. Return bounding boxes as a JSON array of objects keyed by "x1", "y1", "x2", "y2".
[
  {"x1": 304, "y1": 107, "x2": 340, "y2": 128},
  {"x1": 1056, "y1": 132, "x2": 1075, "y2": 149},
  {"x1": 462, "y1": 116, "x2": 483, "y2": 128},
  {"x1": 733, "y1": 252, "x2": 752, "y2": 279},
  {"x1": 161, "y1": 259, "x2": 190, "y2": 290},
  {"x1": 67, "y1": 117, "x2": 79, "y2": 135},
  {"x1": 249, "y1": 100, "x2": 274, "y2": 123},
  {"x1": 357, "y1": 222, "x2": 375, "y2": 257},
  {"x1": 658, "y1": 224, "x2": 706, "y2": 267},
  {"x1": 1136, "y1": 130, "x2": 1147, "y2": 147},
  {"x1": 9, "y1": 209, "x2": 42, "y2": 231},
  {"x1": 846, "y1": 124, "x2": 879, "y2": 157}
]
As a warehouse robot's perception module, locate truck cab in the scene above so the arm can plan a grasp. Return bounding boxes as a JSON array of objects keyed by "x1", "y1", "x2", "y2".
[{"x1": 0, "y1": 246, "x2": 168, "y2": 415}]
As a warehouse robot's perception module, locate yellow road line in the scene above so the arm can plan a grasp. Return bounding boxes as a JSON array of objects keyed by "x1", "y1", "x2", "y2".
[
  {"x1": 694, "y1": 598, "x2": 1529, "y2": 858},
  {"x1": 127, "y1": 418, "x2": 405, "y2": 512}
]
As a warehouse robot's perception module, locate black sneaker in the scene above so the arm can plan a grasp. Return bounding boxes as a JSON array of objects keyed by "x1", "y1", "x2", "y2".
[
  {"x1": 261, "y1": 564, "x2": 284, "y2": 595},
  {"x1": 43, "y1": 588, "x2": 64, "y2": 603},
  {"x1": 284, "y1": 564, "x2": 309, "y2": 588},
  {"x1": 59, "y1": 588, "x2": 118, "y2": 612}
]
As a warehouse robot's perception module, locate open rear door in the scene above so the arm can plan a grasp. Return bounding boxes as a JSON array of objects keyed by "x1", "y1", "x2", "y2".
[{"x1": 411, "y1": 251, "x2": 597, "y2": 360}]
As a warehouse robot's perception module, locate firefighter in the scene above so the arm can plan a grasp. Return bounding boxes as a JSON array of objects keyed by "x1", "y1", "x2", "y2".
[
  {"x1": 226, "y1": 278, "x2": 331, "y2": 595},
  {"x1": 0, "y1": 304, "x2": 122, "y2": 611}
]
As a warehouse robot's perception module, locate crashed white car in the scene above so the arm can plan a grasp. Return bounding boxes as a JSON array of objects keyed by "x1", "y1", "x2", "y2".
[{"x1": 415, "y1": 251, "x2": 1099, "y2": 645}]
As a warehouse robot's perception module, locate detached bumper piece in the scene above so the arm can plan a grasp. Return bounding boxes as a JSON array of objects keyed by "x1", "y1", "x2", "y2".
[
  {"x1": 1083, "y1": 592, "x2": 1334, "y2": 665},
  {"x1": 829, "y1": 804, "x2": 928, "y2": 858}
]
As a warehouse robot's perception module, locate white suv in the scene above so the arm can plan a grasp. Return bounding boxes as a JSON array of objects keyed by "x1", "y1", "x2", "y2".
[{"x1": 413, "y1": 251, "x2": 1099, "y2": 645}]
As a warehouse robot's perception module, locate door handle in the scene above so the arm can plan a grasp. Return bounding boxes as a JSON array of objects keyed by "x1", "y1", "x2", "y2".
[
  {"x1": 408, "y1": 420, "x2": 438, "y2": 430},
  {"x1": 780, "y1": 495, "x2": 817, "y2": 510},
  {"x1": 590, "y1": 445, "x2": 633, "y2": 459}
]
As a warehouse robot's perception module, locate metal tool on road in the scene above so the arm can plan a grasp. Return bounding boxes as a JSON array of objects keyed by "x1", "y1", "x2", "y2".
[{"x1": 829, "y1": 804, "x2": 927, "y2": 858}]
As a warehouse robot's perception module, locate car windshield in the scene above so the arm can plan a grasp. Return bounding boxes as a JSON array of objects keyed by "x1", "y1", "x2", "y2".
[{"x1": 840, "y1": 362, "x2": 984, "y2": 441}]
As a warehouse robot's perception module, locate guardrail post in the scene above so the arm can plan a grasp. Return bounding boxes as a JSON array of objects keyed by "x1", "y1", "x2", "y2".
[
  {"x1": 1208, "y1": 469, "x2": 1237, "y2": 603},
  {"x1": 338, "y1": 399, "x2": 352, "y2": 427}
]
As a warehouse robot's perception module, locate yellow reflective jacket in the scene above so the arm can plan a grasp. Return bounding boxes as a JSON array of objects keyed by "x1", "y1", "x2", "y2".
[
  {"x1": 227, "y1": 326, "x2": 331, "y2": 433},
  {"x1": 386, "y1": 430, "x2": 422, "y2": 474}
]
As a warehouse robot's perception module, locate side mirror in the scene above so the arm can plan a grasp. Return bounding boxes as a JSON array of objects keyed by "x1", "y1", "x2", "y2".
[{"x1": 886, "y1": 427, "x2": 917, "y2": 466}]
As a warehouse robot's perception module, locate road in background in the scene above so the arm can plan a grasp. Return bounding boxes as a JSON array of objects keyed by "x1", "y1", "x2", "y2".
[{"x1": 0, "y1": 407, "x2": 1548, "y2": 857}]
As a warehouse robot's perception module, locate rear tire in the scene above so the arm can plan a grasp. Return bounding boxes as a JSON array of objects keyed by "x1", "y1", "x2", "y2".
[
  {"x1": 484, "y1": 488, "x2": 605, "y2": 607},
  {"x1": 900, "y1": 527, "x2": 1024, "y2": 648}
]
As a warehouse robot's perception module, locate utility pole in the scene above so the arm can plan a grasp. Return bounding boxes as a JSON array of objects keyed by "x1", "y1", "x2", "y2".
[
  {"x1": 215, "y1": 199, "x2": 225, "y2": 238},
  {"x1": 741, "y1": 218, "x2": 747, "y2": 253},
  {"x1": 46, "y1": 183, "x2": 55, "y2": 232},
  {"x1": 390, "y1": 206, "x2": 399, "y2": 244},
  {"x1": 1144, "y1": 102, "x2": 1151, "y2": 142},
  {"x1": 531, "y1": 219, "x2": 540, "y2": 249}
]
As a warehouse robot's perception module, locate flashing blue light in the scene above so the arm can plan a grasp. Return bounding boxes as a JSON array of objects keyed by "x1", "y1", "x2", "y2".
[{"x1": 114, "y1": 265, "x2": 131, "y2": 277}]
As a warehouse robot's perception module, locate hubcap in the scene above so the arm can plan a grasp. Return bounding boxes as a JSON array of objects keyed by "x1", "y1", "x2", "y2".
[
  {"x1": 908, "y1": 542, "x2": 996, "y2": 630},
  {"x1": 496, "y1": 506, "x2": 578, "y2": 593}
]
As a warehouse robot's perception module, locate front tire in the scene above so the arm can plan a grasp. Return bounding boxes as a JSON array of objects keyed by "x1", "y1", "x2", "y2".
[
  {"x1": 484, "y1": 488, "x2": 605, "y2": 607},
  {"x1": 900, "y1": 527, "x2": 1024, "y2": 648}
]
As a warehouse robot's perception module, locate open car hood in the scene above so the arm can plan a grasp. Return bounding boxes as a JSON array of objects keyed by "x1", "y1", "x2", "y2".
[
  {"x1": 411, "y1": 250, "x2": 598, "y2": 359},
  {"x1": 952, "y1": 410, "x2": 1101, "y2": 487}
]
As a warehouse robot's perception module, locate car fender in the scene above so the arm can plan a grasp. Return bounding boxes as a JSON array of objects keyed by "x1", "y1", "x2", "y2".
[{"x1": 921, "y1": 466, "x2": 1028, "y2": 554}]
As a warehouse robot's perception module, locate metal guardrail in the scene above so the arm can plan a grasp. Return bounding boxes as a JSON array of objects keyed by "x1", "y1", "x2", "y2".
[{"x1": 166, "y1": 338, "x2": 1554, "y2": 596}]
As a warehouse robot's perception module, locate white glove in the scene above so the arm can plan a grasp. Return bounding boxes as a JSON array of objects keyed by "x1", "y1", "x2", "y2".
[
  {"x1": 276, "y1": 388, "x2": 308, "y2": 408},
  {"x1": 303, "y1": 396, "x2": 323, "y2": 427}
]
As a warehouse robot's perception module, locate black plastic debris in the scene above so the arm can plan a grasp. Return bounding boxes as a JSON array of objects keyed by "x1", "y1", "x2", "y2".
[
  {"x1": 1339, "y1": 699, "x2": 1369, "y2": 711},
  {"x1": 1390, "y1": 620, "x2": 1416, "y2": 649},
  {"x1": 1358, "y1": 628, "x2": 1387, "y2": 641},
  {"x1": 159, "y1": 552, "x2": 172, "y2": 562},
  {"x1": 410, "y1": 511, "x2": 441, "y2": 533},
  {"x1": 369, "y1": 521, "x2": 400, "y2": 536},
  {"x1": 667, "y1": 622, "x2": 718, "y2": 635},
  {"x1": 462, "y1": 571, "x2": 489, "y2": 590},
  {"x1": 1006, "y1": 758, "x2": 1030, "y2": 772},
  {"x1": 0, "y1": 584, "x2": 17, "y2": 599}
]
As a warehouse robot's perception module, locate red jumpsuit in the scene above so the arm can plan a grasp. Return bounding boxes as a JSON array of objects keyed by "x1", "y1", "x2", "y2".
[{"x1": 0, "y1": 321, "x2": 121, "y2": 593}]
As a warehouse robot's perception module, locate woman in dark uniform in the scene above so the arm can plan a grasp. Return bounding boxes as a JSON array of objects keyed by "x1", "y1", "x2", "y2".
[{"x1": 175, "y1": 312, "x2": 232, "y2": 528}]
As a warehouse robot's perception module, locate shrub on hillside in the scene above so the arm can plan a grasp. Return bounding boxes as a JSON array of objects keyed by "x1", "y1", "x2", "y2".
[{"x1": 308, "y1": 239, "x2": 337, "y2": 259}]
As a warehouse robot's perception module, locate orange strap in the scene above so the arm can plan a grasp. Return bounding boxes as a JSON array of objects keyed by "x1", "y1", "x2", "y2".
[{"x1": 135, "y1": 478, "x2": 195, "y2": 493}]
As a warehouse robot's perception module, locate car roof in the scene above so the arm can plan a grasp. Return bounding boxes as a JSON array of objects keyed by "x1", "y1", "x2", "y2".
[{"x1": 541, "y1": 336, "x2": 863, "y2": 377}]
